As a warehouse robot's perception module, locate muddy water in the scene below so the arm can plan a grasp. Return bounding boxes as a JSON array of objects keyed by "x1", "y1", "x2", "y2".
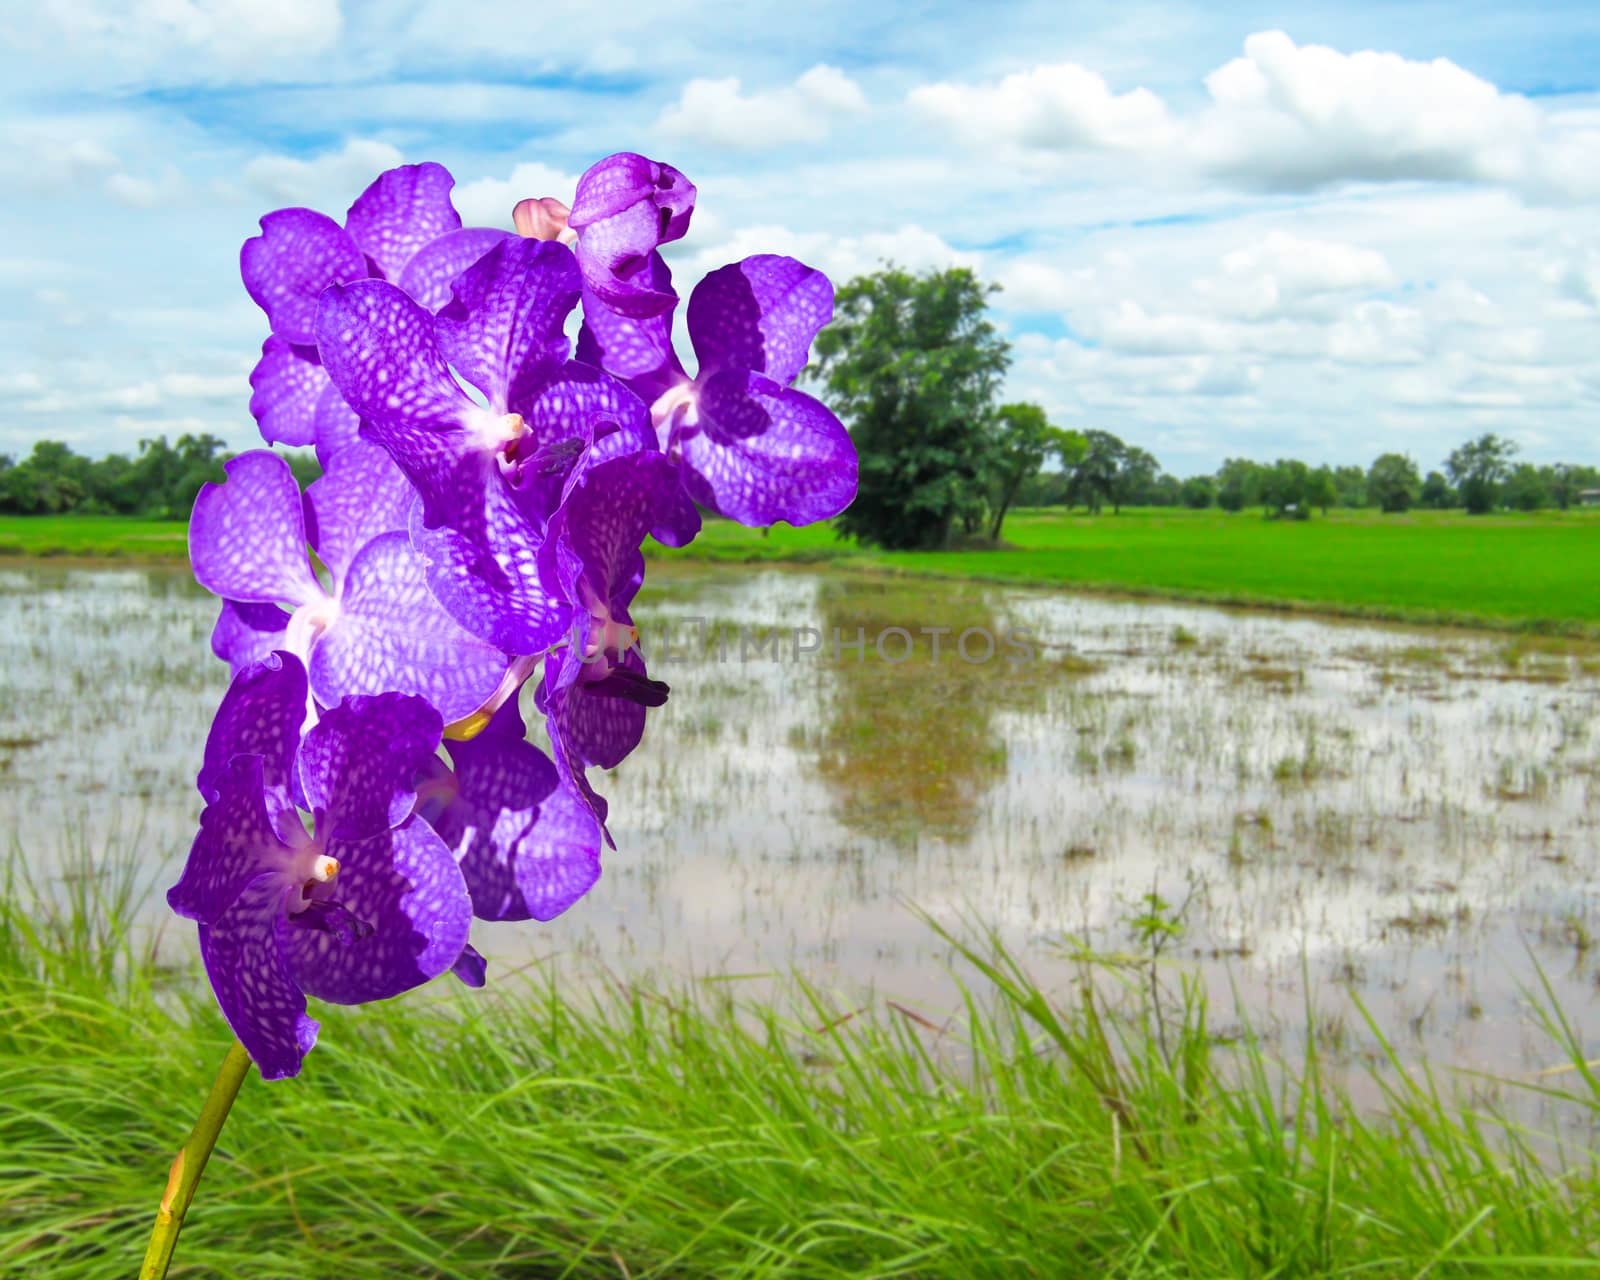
[{"x1": 2, "y1": 561, "x2": 1597, "y2": 1086}]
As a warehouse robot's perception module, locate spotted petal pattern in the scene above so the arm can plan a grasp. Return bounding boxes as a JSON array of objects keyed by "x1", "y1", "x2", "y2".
[
  {"x1": 189, "y1": 451, "x2": 325, "y2": 608},
  {"x1": 197, "y1": 651, "x2": 308, "y2": 818},
  {"x1": 172, "y1": 755, "x2": 292, "y2": 927},
  {"x1": 677, "y1": 371, "x2": 857, "y2": 526},
  {"x1": 574, "y1": 257, "x2": 685, "y2": 407},
  {"x1": 211, "y1": 600, "x2": 290, "y2": 676},
  {"x1": 568, "y1": 153, "x2": 695, "y2": 318},
  {"x1": 303, "y1": 441, "x2": 416, "y2": 589},
  {"x1": 241, "y1": 208, "x2": 367, "y2": 346},
  {"x1": 280, "y1": 819, "x2": 471, "y2": 1005},
  {"x1": 434, "y1": 237, "x2": 578, "y2": 407},
  {"x1": 433, "y1": 702, "x2": 601, "y2": 921},
  {"x1": 249, "y1": 337, "x2": 328, "y2": 448},
  {"x1": 398, "y1": 226, "x2": 514, "y2": 311},
  {"x1": 688, "y1": 255, "x2": 833, "y2": 386},
  {"x1": 308, "y1": 532, "x2": 510, "y2": 723},
  {"x1": 344, "y1": 162, "x2": 462, "y2": 284},
  {"x1": 298, "y1": 692, "x2": 442, "y2": 840},
  {"x1": 202, "y1": 871, "x2": 318, "y2": 1081}
]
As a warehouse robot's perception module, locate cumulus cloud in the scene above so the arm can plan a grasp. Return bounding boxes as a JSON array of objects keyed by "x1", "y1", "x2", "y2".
[
  {"x1": 910, "y1": 32, "x2": 1600, "y2": 200},
  {"x1": 908, "y1": 61, "x2": 1177, "y2": 152},
  {"x1": 665, "y1": 222, "x2": 973, "y2": 293},
  {"x1": 658, "y1": 64, "x2": 868, "y2": 149},
  {"x1": 452, "y1": 162, "x2": 580, "y2": 229},
  {"x1": 239, "y1": 139, "x2": 405, "y2": 208}
]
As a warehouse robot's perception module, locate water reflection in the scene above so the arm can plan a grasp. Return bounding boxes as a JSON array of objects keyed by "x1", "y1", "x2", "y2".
[{"x1": 3, "y1": 561, "x2": 1599, "y2": 1091}]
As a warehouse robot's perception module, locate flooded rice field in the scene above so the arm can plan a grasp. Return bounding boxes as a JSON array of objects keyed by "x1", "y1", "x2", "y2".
[{"x1": 2, "y1": 561, "x2": 1598, "y2": 1092}]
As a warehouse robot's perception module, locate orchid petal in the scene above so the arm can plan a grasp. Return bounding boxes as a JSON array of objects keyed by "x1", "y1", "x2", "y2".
[
  {"x1": 197, "y1": 651, "x2": 308, "y2": 817},
  {"x1": 434, "y1": 237, "x2": 578, "y2": 409},
  {"x1": 189, "y1": 451, "x2": 324, "y2": 608},
  {"x1": 303, "y1": 441, "x2": 416, "y2": 589},
  {"x1": 241, "y1": 208, "x2": 366, "y2": 346},
  {"x1": 298, "y1": 691, "x2": 442, "y2": 840},
  {"x1": 307, "y1": 531, "x2": 510, "y2": 724},
  {"x1": 315, "y1": 279, "x2": 478, "y2": 522},
  {"x1": 249, "y1": 337, "x2": 327, "y2": 448},
  {"x1": 398, "y1": 226, "x2": 514, "y2": 311},
  {"x1": 280, "y1": 819, "x2": 471, "y2": 1005},
  {"x1": 574, "y1": 259, "x2": 685, "y2": 405},
  {"x1": 344, "y1": 162, "x2": 462, "y2": 283},
  {"x1": 201, "y1": 871, "x2": 317, "y2": 1081},
  {"x1": 677, "y1": 370, "x2": 858, "y2": 526},
  {"x1": 172, "y1": 755, "x2": 292, "y2": 927},
  {"x1": 687, "y1": 255, "x2": 833, "y2": 385},
  {"x1": 211, "y1": 600, "x2": 290, "y2": 677}
]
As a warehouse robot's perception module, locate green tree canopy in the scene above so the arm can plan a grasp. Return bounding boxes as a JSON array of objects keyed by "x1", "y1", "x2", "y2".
[
  {"x1": 811, "y1": 265, "x2": 1010, "y2": 550},
  {"x1": 1445, "y1": 433, "x2": 1517, "y2": 515},
  {"x1": 1367, "y1": 453, "x2": 1422, "y2": 514}
]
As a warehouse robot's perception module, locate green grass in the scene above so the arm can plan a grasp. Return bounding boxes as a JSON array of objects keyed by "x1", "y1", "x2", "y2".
[
  {"x1": 5, "y1": 861, "x2": 1600, "y2": 1278},
  {"x1": 0, "y1": 515, "x2": 187, "y2": 561},
  {"x1": 7, "y1": 506, "x2": 1600, "y2": 633},
  {"x1": 659, "y1": 506, "x2": 1600, "y2": 634}
]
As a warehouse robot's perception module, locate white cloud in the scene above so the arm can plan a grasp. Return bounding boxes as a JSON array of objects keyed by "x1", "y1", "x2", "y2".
[
  {"x1": 38, "y1": 0, "x2": 342, "y2": 70},
  {"x1": 665, "y1": 222, "x2": 973, "y2": 292},
  {"x1": 452, "y1": 161, "x2": 580, "y2": 230},
  {"x1": 658, "y1": 64, "x2": 868, "y2": 149},
  {"x1": 909, "y1": 61, "x2": 1177, "y2": 152},
  {"x1": 239, "y1": 138, "x2": 405, "y2": 208}
]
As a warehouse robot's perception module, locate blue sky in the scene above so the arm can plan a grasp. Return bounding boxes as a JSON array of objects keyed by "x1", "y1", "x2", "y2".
[{"x1": 3, "y1": 0, "x2": 1598, "y2": 475}]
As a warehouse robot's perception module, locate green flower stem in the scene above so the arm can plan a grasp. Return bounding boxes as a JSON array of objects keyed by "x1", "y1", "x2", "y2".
[{"x1": 138, "y1": 1040, "x2": 254, "y2": 1280}]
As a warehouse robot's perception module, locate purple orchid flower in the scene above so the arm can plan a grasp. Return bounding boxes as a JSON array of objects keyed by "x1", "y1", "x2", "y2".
[
  {"x1": 242, "y1": 162, "x2": 511, "y2": 457},
  {"x1": 414, "y1": 697, "x2": 602, "y2": 921},
  {"x1": 529, "y1": 452, "x2": 683, "y2": 829},
  {"x1": 168, "y1": 652, "x2": 473, "y2": 1079},
  {"x1": 191, "y1": 449, "x2": 508, "y2": 724},
  {"x1": 577, "y1": 253, "x2": 857, "y2": 527},
  {"x1": 565, "y1": 153, "x2": 695, "y2": 318},
  {"x1": 314, "y1": 235, "x2": 689, "y2": 655}
]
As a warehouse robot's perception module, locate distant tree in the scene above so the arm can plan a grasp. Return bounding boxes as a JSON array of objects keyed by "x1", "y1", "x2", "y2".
[
  {"x1": 812, "y1": 266, "x2": 1010, "y2": 549},
  {"x1": 1, "y1": 441, "x2": 87, "y2": 514},
  {"x1": 1260, "y1": 458, "x2": 1311, "y2": 520},
  {"x1": 1445, "y1": 433, "x2": 1517, "y2": 515},
  {"x1": 1419, "y1": 470, "x2": 1454, "y2": 509},
  {"x1": 1504, "y1": 462, "x2": 1549, "y2": 512},
  {"x1": 1109, "y1": 444, "x2": 1159, "y2": 515},
  {"x1": 985, "y1": 402, "x2": 1054, "y2": 541},
  {"x1": 1367, "y1": 453, "x2": 1422, "y2": 514},
  {"x1": 1147, "y1": 472, "x2": 1182, "y2": 507},
  {"x1": 1215, "y1": 457, "x2": 1262, "y2": 513},
  {"x1": 1332, "y1": 464, "x2": 1367, "y2": 508},
  {"x1": 1306, "y1": 466, "x2": 1339, "y2": 515},
  {"x1": 1541, "y1": 463, "x2": 1587, "y2": 511},
  {"x1": 1068, "y1": 429, "x2": 1125, "y2": 514},
  {"x1": 1179, "y1": 475, "x2": 1216, "y2": 509}
]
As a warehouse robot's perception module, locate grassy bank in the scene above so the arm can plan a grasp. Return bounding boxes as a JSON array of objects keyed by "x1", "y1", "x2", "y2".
[
  {"x1": 5, "y1": 507, "x2": 1600, "y2": 634},
  {"x1": 5, "y1": 866, "x2": 1600, "y2": 1278}
]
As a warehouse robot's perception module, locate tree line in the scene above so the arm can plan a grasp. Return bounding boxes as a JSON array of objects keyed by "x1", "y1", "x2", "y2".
[
  {"x1": 810, "y1": 266, "x2": 1599, "y2": 549},
  {"x1": 0, "y1": 436, "x2": 319, "y2": 519}
]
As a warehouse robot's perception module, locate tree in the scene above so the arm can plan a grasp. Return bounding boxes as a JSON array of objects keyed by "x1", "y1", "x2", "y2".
[
  {"x1": 1367, "y1": 453, "x2": 1421, "y2": 514},
  {"x1": 1068, "y1": 430, "x2": 1125, "y2": 514},
  {"x1": 1332, "y1": 464, "x2": 1367, "y2": 508},
  {"x1": 812, "y1": 266, "x2": 1010, "y2": 549},
  {"x1": 1110, "y1": 445, "x2": 1159, "y2": 515},
  {"x1": 1215, "y1": 457, "x2": 1262, "y2": 513},
  {"x1": 1260, "y1": 458, "x2": 1311, "y2": 520},
  {"x1": 1179, "y1": 475, "x2": 1215, "y2": 509},
  {"x1": 985, "y1": 402, "x2": 1054, "y2": 541},
  {"x1": 1504, "y1": 462, "x2": 1549, "y2": 511},
  {"x1": 1306, "y1": 466, "x2": 1339, "y2": 515},
  {"x1": 1419, "y1": 470, "x2": 1454, "y2": 509},
  {"x1": 1444, "y1": 433, "x2": 1517, "y2": 515}
]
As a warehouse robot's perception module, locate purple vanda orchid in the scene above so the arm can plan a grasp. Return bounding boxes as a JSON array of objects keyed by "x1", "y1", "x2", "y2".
[
  {"x1": 168, "y1": 653, "x2": 473, "y2": 1079},
  {"x1": 415, "y1": 698, "x2": 602, "y2": 921},
  {"x1": 578, "y1": 253, "x2": 857, "y2": 527},
  {"x1": 243, "y1": 161, "x2": 512, "y2": 459},
  {"x1": 191, "y1": 448, "x2": 510, "y2": 725},
  {"x1": 314, "y1": 235, "x2": 690, "y2": 657}
]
